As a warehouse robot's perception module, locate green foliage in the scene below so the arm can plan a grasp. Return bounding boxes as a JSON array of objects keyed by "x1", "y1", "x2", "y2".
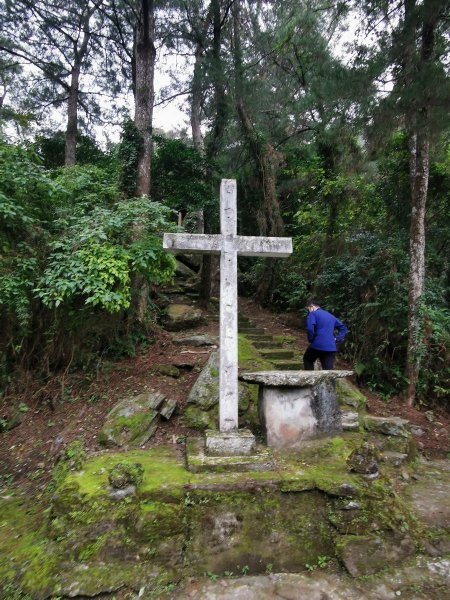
[
  {"x1": 152, "y1": 135, "x2": 216, "y2": 221},
  {"x1": 116, "y1": 119, "x2": 144, "y2": 198},
  {"x1": 0, "y1": 140, "x2": 57, "y2": 337},
  {"x1": 33, "y1": 131, "x2": 108, "y2": 169},
  {"x1": 0, "y1": 136, "x2": 176, "y2": 388},
  {"x1": 255, "y1": 134, "x2": 449, "y2": 403},
  {"x1": 35, "y1": 198, "x2": 175, "y2": 312}
]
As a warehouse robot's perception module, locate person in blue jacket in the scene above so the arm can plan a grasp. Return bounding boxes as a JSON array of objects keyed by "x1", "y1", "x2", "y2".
[{"x1": 303, "y1": 300, "x2": 348, "y2": 370}]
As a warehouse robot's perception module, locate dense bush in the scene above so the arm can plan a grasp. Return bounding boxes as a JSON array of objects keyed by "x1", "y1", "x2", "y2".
[{"x1": 0, "y1": 137, "x2": 176, "y2": 392}]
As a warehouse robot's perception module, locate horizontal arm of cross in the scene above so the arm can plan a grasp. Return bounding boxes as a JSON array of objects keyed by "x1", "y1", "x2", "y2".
[
  {"x1": 235, "y1": 236, "x2": 292, "y2": 257},
  {"x1": 163, "y1": 233, "x2": 293, "y2": 257},
  {"x1": 163, "y1": 233, "x2": 222, "y2": 254}
]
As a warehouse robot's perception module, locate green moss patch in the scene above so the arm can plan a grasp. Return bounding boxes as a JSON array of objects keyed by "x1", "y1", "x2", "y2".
[
  {"x1": 65, "y1": 446, "x2": 189, "y2": 499},
  {"x1": 238, "y1": 334, "x2": 273, "y2": 370},
  {"x1": 0, "y1": 497, "x2": 59, "y2": 597}
]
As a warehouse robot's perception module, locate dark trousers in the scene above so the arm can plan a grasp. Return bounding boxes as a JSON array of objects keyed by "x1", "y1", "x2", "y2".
[{"x1": 303, "y1": 346, "x2": 336, "y2": 370}]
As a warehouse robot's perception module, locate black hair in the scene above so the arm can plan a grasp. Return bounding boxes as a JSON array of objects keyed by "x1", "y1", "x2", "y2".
[{"x1": 307, "y1": 299, "x2": 320, "y2": 307}]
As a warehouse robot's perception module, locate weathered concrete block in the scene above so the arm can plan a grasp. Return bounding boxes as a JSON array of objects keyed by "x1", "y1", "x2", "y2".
[
  {"x1": 258, "y1": 382, "x2": 342, "y2": 449},
  {"x1": 205, "y1": 428, "x2": 256, "y2": 456},
  {"x1": 239, "y1": 371, "x2": 351, "y2": 450}
]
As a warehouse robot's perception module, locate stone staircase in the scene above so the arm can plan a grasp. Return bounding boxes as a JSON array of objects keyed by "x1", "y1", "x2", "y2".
[{"x1": 238, "y1": 315, "x2": 303, "y2": 370}]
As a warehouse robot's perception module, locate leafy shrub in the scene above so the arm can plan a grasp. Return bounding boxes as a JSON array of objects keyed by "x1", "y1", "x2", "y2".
[{"x1": 35, "y1": 198, "x2": 175, "y2": 312}]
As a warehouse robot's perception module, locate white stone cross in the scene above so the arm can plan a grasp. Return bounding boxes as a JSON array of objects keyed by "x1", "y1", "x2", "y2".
[{"x1": 163, "y1": 179, "x2": 292, "y2": 433}]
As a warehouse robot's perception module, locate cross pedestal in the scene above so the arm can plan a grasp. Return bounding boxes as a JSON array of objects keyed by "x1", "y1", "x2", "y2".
[{"x1": 164, "y1": 179, "x2": 292, "y2": 454}]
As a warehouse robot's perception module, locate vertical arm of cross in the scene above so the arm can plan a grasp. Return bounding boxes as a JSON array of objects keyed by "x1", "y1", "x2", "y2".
[{"x1": 219, "y1": 179, "x2": 239, "y2": 432}]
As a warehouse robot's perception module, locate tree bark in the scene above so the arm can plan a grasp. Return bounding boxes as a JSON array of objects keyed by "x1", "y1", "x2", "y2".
[
  {"x1": 64, "y1": 3, "x2": 97, "y2": 166},
  {"x1": 65, "y1": 65, "x2": 80, "y2": 166},
  {"x1": 405, "y1": 129, "x2": 429, "y2": 405},
  {"x1": 404, "y1": 0, "x2": 439, "y2": 406},
  {"x1": 134, "y1": 0, "x2": 155, "y2": 198},
  {"x1": 232, "y1": 0, "x2": 284, "y2": 304},
  {"x1": 199, "y1": 0, "x2": 229, "y2": 307},
  {"x1": 191, "y1": 42, "x2": 204, "y2": 153},
  {"x1": 129, "y1": 0, "x2": 155, "y2": 324}
]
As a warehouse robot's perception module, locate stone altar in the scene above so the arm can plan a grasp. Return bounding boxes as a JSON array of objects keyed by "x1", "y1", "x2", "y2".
[{"x1": 239, "y1": 370, "x2": 353, "y2": 449}]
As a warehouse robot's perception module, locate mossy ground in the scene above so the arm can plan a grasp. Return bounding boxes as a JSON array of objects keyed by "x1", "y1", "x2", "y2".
[{"x1": 0, "y1": 432, "x2": 439, "y2": 598}]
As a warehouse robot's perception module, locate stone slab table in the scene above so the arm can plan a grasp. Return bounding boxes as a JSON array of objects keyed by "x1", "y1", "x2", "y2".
[{"x1": 239, "y1": 370, "x2": 353, "y2": 450}]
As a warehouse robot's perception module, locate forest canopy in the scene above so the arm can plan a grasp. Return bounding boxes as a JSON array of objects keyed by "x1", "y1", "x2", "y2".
[{"x1": 0, "y1": 0, "x2": 449, "y2": 407}]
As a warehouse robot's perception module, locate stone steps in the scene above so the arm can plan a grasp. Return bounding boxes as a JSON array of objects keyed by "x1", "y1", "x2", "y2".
[
  {"x1": 238, "y1": 316, "x2": 302, "y2": 368},
  {"x1": 271, "y1": 359, "x2": 303, "y2": 370},
  {"x1": 245, "y1": 334, "x2": 273, "y2": 342},
  {"x1": 239, "y1": 327, "x2": 267, "y2": 334},
  {"x1": 252, "y1": 341, "x2": 283, "y2": 349},
  {"x1": 260, "y1": 348, "x2": 295, "y2": 360}
]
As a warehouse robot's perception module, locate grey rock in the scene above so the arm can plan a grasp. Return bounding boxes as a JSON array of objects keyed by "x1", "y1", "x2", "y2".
[
  {"x1": 108, "y1": 485, "x2": 136, "y2": 500},
  {"x1": 338, "y1": 534, "x2": 415, "y2": 577},
  {"x1": 342, "y1": 501, "x2": 361, "y2": 510},
  {"x1": 341, "y1": 411, "x2": 360, "y2": 431},
  {"x1": 382, "y1": 451, "x2": 408, "y2": 467},
  {"x1": 175, "y1": 259, "x2": 197, "y2": 279},
  {"x1": 173, "y1": 334, "x2": 219, "y2": 347},
  {"x1": 403, "y1": 459, "x2": 450, "y2": 530},
  {"x1": 98, "y1": 391, "x2": 165, "y2": 448},
  {"x1": 164, "y1": 304, "x2": 205, "y2": 332},
  {"x1": 170, "y1": 557, "x2": 450, "y2": 599},
  {"x1": 363, "y1": 415, "x2": 410, "y2": 437},
  {"x1": 160, "y1": 398, "x2": 177, "y2": 421},
  {"x1": 410, "y1": 425, "x2": 425, "y2": 436},
  {"x1": 187, "y1": 352, "x2": 252, "y2": 411}
]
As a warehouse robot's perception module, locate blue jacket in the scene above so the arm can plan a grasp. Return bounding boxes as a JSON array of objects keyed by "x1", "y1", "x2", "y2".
[{"x1": 306, "y1": 308, "x2": 348, "y2": 352}]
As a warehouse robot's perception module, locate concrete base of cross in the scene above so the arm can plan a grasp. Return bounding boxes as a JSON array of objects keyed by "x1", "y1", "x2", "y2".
[
  {"x1": 205, "y1": 428, "x2": 256, "y2": 456},
  {"x1": 186, "y1": 436, "x2": 274, "y2": 473}
]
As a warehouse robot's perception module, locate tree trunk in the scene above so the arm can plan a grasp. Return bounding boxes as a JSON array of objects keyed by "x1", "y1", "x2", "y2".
[
  {"x1": 405, "y1": 129, "x2": 429, "y2": 406},
  {"x1": 232, "y1": 0, "x2": 284, "y2": 304},
  {"x1": 404, "y1": 0, "x2": 438, "y2": 406},
  {"x1": 191, "y1": 42, "x2": 204, "y2": 153},
  {"x1": 134, "y1": 0, "x2": 155, "y2": 198},
  {"x1": 65, "y1": 65, "x2": 80, "y2": 166},
  {"x1": 199, "y1": 0, "x2": 229, "y2": 307},
  {"x1": 64, "y1": 3, "x2": 97, "y2": 166},
  {"x1": 130, "y1": 0, "x2": 155, "y2": 324}
]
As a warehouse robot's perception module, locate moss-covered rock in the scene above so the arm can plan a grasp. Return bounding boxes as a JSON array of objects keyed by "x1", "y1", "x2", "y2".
[
  {"x1": 50, "y1": 439, "x2": 87, "y2": 490},
  {"x1": 1, "y1": 441, "x2": 445, "y2": 597},
  {"x1": 152, "y1": 364, "x2": 180, "y2": 378},
  {"x1": 184, "y1": 489, "x2": 336, "y2": 575},
  {"x1": 185, "y1": 351, "x2": 258, "y2": 430},
  {"x1": 336, "y1": 533, "x2": 416, "y2": 576},
  {"x1": 98, "y1": 391, "x2": 165, "y2": 448},
  {"x1": 336, "y1": 379, "x2": 367, "y2": 411},
  {"x1": 108, "y1": 462, "x2": 144, "y2": 489},
  {"x1": 184, "y1": 404, "x2": 218, "y2": 430},
  {"x1": 347, "y1": 442, "x2": 380, "y2": 476},
  {"x1": 363, "y1": 415, "x2": 410, "y2": 437}
]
